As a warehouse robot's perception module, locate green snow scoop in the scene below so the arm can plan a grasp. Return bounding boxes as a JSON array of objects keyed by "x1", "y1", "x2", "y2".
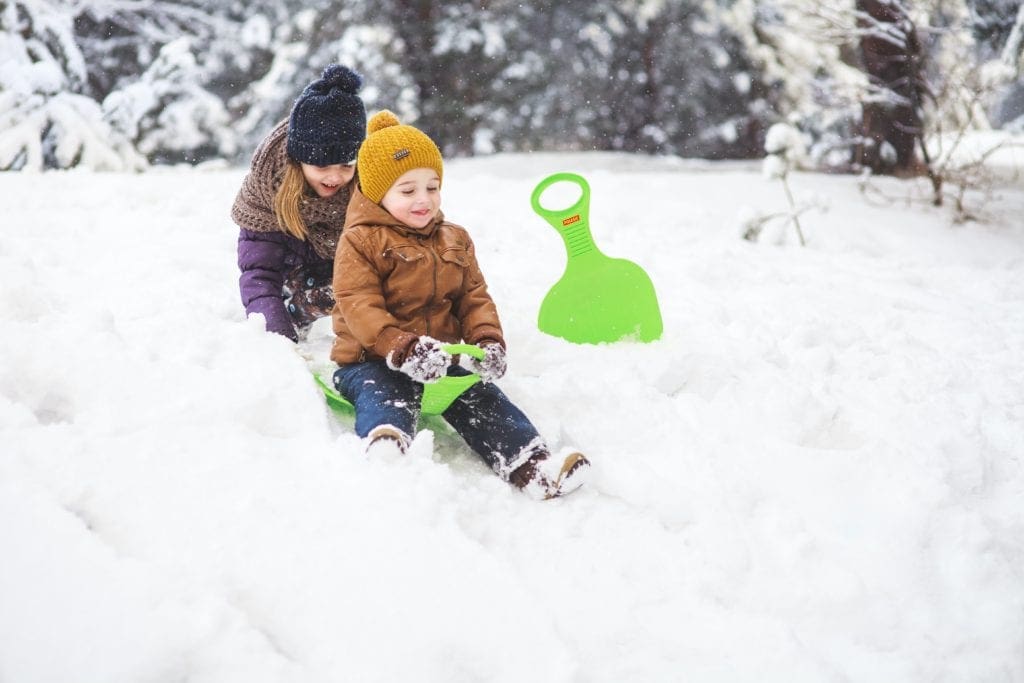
[
  {"x1": 314, "y1": 343, "x2": 485, "y2": 416},
  {"x1": 530, "y1": 172, "x2": 662, "y2": 344}
]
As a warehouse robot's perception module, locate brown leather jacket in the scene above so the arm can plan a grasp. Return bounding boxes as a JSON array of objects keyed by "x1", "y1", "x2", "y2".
[{"x1": 330, "y1": 187, "x2": 505, "y2": 365}]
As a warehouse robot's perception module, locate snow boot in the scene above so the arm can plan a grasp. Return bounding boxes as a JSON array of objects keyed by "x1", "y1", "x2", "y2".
[
  {"x1": 364, "y1": 424, "x2": 411, "y2": 457},
  {"x1": 509, "y1": 448, "x2": 591, "y2": 500}
]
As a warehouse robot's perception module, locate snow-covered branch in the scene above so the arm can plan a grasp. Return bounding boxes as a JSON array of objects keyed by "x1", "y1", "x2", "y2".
[{"x1": 1000, "y1": 2, "x2": 1024, "y2": 73}]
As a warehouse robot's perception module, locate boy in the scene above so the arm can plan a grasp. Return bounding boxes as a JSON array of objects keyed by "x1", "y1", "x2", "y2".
[{"x1": 330, "y1": 111, "x2": 590, "y2": 500}]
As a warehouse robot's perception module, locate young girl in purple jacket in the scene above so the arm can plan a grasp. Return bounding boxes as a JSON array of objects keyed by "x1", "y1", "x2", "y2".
[{"x1": 231, "y1": 65, "x2": 366, "y2": 341}]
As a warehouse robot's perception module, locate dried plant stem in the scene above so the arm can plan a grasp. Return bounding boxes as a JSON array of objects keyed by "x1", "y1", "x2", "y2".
[{"x1": 781, "y1": 175, "x2": 807, "y2": 246}]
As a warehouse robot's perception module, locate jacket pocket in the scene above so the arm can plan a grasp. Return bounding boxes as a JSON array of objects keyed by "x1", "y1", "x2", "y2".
[
  {"x1": 385, "y1": 245, "x2": 427, "y2": 264},
  {"x1": 439, "y1": 248, "x2": 469, "y2": 268}
]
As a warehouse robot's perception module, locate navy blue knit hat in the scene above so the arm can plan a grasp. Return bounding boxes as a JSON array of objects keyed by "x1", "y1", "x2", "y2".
[{"x1": 286, "y1": 65, "x2": 367, "y2": 166}]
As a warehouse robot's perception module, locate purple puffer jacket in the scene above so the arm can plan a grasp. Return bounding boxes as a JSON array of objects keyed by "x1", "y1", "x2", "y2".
[{"x1": 237, "y1": 229, "x2": 334, "y2": 341}]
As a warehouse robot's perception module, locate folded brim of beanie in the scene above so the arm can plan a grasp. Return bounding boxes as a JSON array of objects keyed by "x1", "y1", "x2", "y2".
[{"x1": 287, "y1": 139, "x2": 360, "y2": 166}]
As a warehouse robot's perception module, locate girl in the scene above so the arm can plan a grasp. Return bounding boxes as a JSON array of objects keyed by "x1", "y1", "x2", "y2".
[
  {"x1": 231, "y1": 64, "x2": 366, "y2": 341},
  {"x1": 330, "y1": 111, "x2": 591, "y2": 500}
]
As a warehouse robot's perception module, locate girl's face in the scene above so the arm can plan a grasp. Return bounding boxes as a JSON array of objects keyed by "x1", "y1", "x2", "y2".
[
  {"x1": 301, "y1": 162, "x2": 356, "y2": 198},
  {"x1": 380, "y1": 168, "x2": 441, "y2": 228}
]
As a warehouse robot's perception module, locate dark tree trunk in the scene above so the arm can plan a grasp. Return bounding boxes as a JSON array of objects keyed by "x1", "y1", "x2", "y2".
[{"x1": 854, "y1": 0, "x2": 927, "y2": 176}]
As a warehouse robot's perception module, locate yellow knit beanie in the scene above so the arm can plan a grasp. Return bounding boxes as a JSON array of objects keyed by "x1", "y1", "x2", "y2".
[{"x1": 357, "y1": 110, "x2": 444, "y2": 204}]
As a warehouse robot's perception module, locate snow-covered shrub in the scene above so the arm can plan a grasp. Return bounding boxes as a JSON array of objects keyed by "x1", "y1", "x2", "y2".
[
  {"x1": 763, "y1": 122, "x2": 808, "y2": 179},
  {"x1": 748, "y1": 122, "x2": 811, "y2": 245}
]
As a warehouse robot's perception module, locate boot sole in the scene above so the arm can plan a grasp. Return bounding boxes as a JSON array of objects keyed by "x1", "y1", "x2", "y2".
[{"x1": 544, "y1": 452, "x2": 591, "y2": 499}]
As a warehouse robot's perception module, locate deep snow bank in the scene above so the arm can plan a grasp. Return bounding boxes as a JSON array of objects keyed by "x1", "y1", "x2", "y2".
[{"x1": 1, "y1": 155, "x2": 1022, "y2": 682}]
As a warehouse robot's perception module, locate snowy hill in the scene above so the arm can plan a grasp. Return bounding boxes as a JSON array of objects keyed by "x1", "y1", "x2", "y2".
[{"x1": 2, "y1": 153, "x2": 1023, "y2": 682}]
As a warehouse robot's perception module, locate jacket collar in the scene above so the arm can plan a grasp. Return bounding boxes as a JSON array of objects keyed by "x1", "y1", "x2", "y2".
[{"x1": 345, "y1": 185, "x2": 444, "y2": 237}]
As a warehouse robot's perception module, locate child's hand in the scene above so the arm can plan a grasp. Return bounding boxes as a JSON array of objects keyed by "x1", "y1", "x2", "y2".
[
  {"x1": 389, "y1": 336, "x2": 452, "y2": 383},
  {"x1": 469, "y1": 343, "x2": 507, "y2": 383}
]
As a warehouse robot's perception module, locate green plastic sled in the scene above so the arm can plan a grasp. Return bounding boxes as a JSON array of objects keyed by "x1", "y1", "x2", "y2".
[
  {"x1": 314, "y1": 343, "x2": 485, "y2": 415},
  {"x1": 530, "y1": 172, "x2": 662, "y2": 344}
]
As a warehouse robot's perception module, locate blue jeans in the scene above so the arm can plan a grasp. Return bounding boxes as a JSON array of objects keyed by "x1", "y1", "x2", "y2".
[{"x1": 333, "y1": 361, "x2": 544, "y2": 477}]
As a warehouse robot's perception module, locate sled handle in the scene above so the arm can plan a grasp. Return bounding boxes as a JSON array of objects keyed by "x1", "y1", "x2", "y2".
[
  {"x1": 531, "y1": 172, "x2": 600, "y2": 260},
  {"x1": 530, "y1": 172, "x2": 590, "y2": 228},
  {"x1": 316, "y1": 343, "x2": 486, "y2": 416},
  {"x1": 443, "y1": 343, "x2": 485, "y2": 360}
]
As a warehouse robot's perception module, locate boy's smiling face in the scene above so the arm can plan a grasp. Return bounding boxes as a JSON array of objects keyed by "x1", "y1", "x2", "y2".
[{"x1": 380, "y1": 168, "x2": 441, "y2": 228}]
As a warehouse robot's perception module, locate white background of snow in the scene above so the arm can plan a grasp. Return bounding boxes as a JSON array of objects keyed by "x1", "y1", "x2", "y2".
[{"x1": 2, "y1": 151, "x2": 1023, "y2": 682}]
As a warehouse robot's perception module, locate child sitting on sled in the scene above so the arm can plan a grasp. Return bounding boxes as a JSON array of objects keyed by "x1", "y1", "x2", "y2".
[{"x1": 330, "y1": 110, "x2": 590, "y2": 499}]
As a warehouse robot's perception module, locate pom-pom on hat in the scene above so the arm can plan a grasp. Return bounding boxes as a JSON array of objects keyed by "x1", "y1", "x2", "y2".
[
  {"x1": 357, "y1": 110, "x2": 444, "y2": 204},
  {"x1": 286, "y1": 64, "x2": 367, "y2": 166}
]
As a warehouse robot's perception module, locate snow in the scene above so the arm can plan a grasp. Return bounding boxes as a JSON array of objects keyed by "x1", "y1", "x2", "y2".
[{"x1": 2, "y1": 152, "x2": 1024, "y2": 682}]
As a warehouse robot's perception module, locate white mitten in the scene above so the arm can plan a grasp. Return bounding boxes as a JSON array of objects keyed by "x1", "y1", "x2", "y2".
[
  {"x1": 468, "y1": 343, "x2": 507, "y2": 383},
  {"x1": 388, "y1": 336, "x2": 451, "y2": 383}
]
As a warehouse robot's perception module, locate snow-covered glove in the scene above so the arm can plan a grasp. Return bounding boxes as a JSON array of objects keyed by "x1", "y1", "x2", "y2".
[
  {"x1": 468, "y1": 343, "x2": 507, "y2": 383},
  {"x1": 387, "y1": 336, "x2": 452, "y2": 384}
]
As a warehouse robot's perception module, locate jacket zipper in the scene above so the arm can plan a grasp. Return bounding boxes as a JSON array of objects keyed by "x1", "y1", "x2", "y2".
[{"x1": 425, "y1": 238, "x2": 437, "y2": 336}]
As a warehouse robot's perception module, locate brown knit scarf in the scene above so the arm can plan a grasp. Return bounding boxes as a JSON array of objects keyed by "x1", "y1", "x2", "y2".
[{"x1": 230, "y1": 120, "x2": 353, "y2": 260}]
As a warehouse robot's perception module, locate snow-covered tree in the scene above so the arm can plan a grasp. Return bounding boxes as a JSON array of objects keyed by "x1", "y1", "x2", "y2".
[
  {"x1": 0, "y1": 0, "x2": 144, "y2": 170},
  {"x1": 102, "y1": 38, "x2": 237, "y2": 164},
  {"x1": 967, "y1": 0, "x2": 1024, "y2": 128},
  {"x1": 852, "y1": 0, "x2": 927, "y2": 175},
  {"x1": 313, "y1": 0, "x2": 522, "y2": 157},
  {"x1": 1, "y1": 0, "x2": 283, "y2": 169},
  {"x1": 2, "y1": 0, "x2": 1021, "y2": 170},
  {"x1": 728, "y1": 0, "x2": 1021, "y2": 178},
  {"x1": 74, "y1": 0, "x2": 278, "y2": 164}
]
